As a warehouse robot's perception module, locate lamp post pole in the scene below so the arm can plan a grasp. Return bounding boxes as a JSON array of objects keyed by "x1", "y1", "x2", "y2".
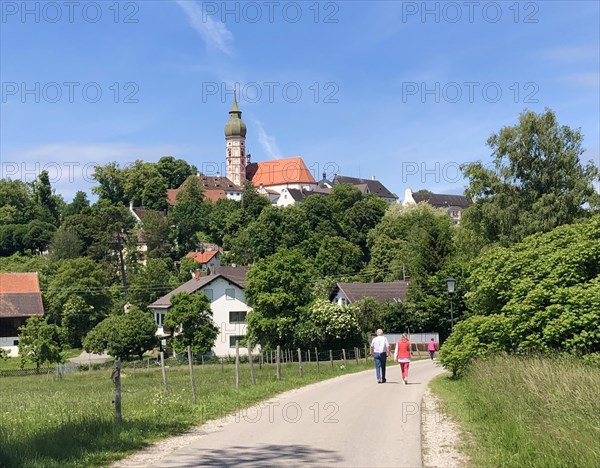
[
  {"x1": 446, "y1": 277, "x2": 456, "y2": 332},
  {"x1": 450, "y1": 295, "x2": 454, "y2": 331}
]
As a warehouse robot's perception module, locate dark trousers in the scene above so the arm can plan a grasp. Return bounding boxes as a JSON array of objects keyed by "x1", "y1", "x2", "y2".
[{"x1": 374, "y1": 352, "x2": 387, "y2": 381}]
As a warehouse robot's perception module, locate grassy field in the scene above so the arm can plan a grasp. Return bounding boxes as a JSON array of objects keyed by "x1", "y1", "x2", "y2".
[
  {"x1": 430, "y1": 354, "x2": 600, "y2": 468},
  {"x1": 0, "y1": 357, "x2": 372, "y2": 467},
  {"x1": 0, "y1": 349, "x2": 83, "y2": 370}
]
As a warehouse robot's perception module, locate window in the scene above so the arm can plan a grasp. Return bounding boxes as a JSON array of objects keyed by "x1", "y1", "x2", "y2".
[
  {"x1": 229, "y1": 311, "x2": 247, "y2": 323},
  {"x1": 156, "y1": 312, "x2": 162, "y2": 326},
  {"x1": 229, "y1": 335, "x2": 246, "y2": 348},
  {"x1": 204, "y1": 289, "x2": 214, "y2": 301},
  {"x1": 225, "y1": 288, "x2": 235, "y2": 300}
]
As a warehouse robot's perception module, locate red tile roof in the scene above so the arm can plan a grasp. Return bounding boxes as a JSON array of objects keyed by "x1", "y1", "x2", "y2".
[
  {"x1": 246, "y1": 157, "x2": 316, "y2": 187},
  {"x1": 0, "y1": 273, "x2": 41, "y2": 294},
  {"x1": 186, "y1": 250, "x2": 220, "y2": 264},
  {"x1": 0, "y1": 273, "x2": 44, "y2": 318}
]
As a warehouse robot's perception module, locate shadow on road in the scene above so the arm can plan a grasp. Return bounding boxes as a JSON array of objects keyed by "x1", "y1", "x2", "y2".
[{"x1": 159, "y1": 444, "x2": 343, "y2": 467}]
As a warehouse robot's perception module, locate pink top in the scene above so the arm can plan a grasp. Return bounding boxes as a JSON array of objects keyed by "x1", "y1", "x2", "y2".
[{"x1": 428, "y1": 341, "x2": 437, "y2": 351}]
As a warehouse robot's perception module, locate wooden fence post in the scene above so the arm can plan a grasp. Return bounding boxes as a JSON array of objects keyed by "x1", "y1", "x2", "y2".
[
  {"x1": 112, "y1": 359, "x2": 122, "y2": 423},
  {"x1": 160, "y1": 351, "x2": 168, "y2": 392},
  {"x1": 355, "y1": 347, "x2": 359, "y2": 365},
  {"x1": 248, "y1": 342, "x2": 256, "y2": 385},
  {"x1": 315, "y1": 347, "x2": 319, "y2": 373},
  {"x1": 276, "y1": 345, "x2": 281, "y2": 380},
  {"x1": 297, "y1": 348, "x2": 303, "y2": 377},
  {"x1": 187, "y1": 346, "x2": 196, "y2": 403},
  {"x1": 342, "y1": 348, "x2": 347, "y2": 366},
  {"x1": 235, "y1": 340, "x2": 240, "y2": 389},
  {"x1": 364, "y1": 345, "x2": 368, "y2": 363},
  {"x1": 329, "y1": 349, "x2": 333, "y2": 368}
]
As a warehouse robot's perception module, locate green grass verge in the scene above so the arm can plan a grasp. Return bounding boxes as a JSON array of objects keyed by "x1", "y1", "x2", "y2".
[
  {"x1": 429, "y1": 354, "x2": 600, "y2": 468},
  {"x1": 0, "y1": 348, "x2": 83, "y2": 370},
  {"x1": 0, "y1": 359, "x2": 372, "y2": 467}
]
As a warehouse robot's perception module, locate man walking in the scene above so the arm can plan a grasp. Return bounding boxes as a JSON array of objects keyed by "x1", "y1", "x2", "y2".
[{"x1": 370, "y1": 329, "x2": 390, "y2": 383}]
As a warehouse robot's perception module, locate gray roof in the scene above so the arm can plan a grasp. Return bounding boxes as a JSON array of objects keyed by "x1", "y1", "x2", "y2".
[
  {"x1": 412, "y1": 192, "x2": 471, "y2": 209},
  {"x1": 149, "y1": 266, "x2": 249, "y2": 309},
  {"x1": 0, "y1": 294, "x2": 45, "y2": 318},
  {"x1": 333, "y1": 175, "x2": 398, "y2": 200},
  {"x1": 286, "y1": 188, "x2": 305, "y2": 201},
  {"x1": 331, "y1": 281, "x2": 409, "y2": 304}
]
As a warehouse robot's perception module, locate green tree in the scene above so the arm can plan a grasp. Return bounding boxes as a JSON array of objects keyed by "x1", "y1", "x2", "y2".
[
  {"x1": 0, "y1": 179, "x2": 35, "y2": 225},
  {"x1": 140, "y1": 212, "x2": 172, "y2": 258},
  {"x1": 296, "y1": 298, "x2": 362, "y2": 349},
  {"x1": 440, "y1": 216, "x2": 600, "y2": 376},
  {"x1": 156, "y1": 156, "x2": 197, "y2": 189},
  {"x1": 128, "y1": 258, "x2": 179, "y2": 310},
  {"x1": 461, "y1": 108, "x2": 600, "y2": 247},
  {"x1": 367, "y1": 203, "x2": 455, "y2": 282},
  {"x1": 18, "y1": 317, "x2": 62, "y2": 370},
  {"x1": 60, "y1": 295, "x2": 96, "y2": 348},
  {"x1": 163, "y1": 292, "x2": 218, "y2": 355},
  {"x1": 83, "y1": 307, "x2": 157, "y2": 360},
  {"x1": 92, "y1": 162, "x2": 128, "y2": 204},
  {"x1": 63, "y1": 191, "x2": 90, "y2": 217},
  {"x1": 246, "y1": 249, "x2": 314, "y2": 348},
  {"x1": 48, "y1": 228, "x2": 83, "y2": 260},
  {"x1": 45, "y1": 258, "x2": 112, "y2": 325},
  {"x1": 241, "y1": 180, "x2": 269, "y2": 221},
  {"x1": 33, "y1": 170, "x2": 60, "y2": 225},
  {"x1": 315, "y1": 236, "x2": 363, "y2": 277}
]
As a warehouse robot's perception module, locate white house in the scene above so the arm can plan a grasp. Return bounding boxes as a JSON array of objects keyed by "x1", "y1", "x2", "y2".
[
  {"x1": 402, "y1": 188, "x2": 471, "y2": 225},
  {"x1": 186, "y1": 249, "x2": 222, "y2": 271},
  {"x1": 148, "y1": 266, "x2": 253, "y2": 356}
]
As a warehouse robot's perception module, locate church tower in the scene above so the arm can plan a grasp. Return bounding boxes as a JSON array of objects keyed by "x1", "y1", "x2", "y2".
[{"x1": 224, "y1": 93, "x2": 247, "y2": 186}]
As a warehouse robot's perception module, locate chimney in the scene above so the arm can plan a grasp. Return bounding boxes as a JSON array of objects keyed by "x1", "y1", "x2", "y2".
[
  {"x1": 322, "y1": 172, "x2": 326, "y2": 180},
  {"x1": 194, "y1": 270, "x2": 200, "y2": 280},
  {"x1": 371, "y1": 175, "x2": 376, "y2": 181}
]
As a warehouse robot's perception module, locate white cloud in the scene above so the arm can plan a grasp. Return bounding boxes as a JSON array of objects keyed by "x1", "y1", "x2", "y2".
[
  {"x1": 542, "y1": 45, "x2": 599, "y2": 64},
  {"x1": 252, "y1": 120, "x2": 281, "y2": 160},
  {"x1": 176, "y1": 1, "x2": 235, "y2": 57},
  {"x1": 560, "y1": 72, "x2": 600, "y2": 88}
]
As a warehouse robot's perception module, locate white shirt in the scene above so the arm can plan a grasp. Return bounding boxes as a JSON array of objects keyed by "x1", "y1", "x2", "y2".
[{"x1": 371, "y1": 335, "x2": 389, "y2": 353}]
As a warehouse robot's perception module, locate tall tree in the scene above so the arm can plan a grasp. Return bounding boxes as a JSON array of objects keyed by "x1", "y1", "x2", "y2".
[
  {"x1": 246, "y1": 249, "x2": 314, "y2": 348},
  {"x1": 18, "y1": 317, "x2": 62, "y2": 370},
  {"x1": 163, "y1": 292, "x2": 218, "y2": 355},
  {"x1": 156, "y1": 156, "x2": 197, "y2": 188},
  {"x1": 33, "y1": 170, "x2": 60, "y2": 225},
  {"x1": 461, "y1": 108, "x2": 600, "y2": 247},
  {"x1": 91, "y1": 162, "x2": 127, "y2": 205}
]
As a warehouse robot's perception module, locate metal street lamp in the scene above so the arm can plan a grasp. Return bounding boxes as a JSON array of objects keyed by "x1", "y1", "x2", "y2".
[{"x1": 446, "y1": 277, "x2": 456, "y2": 331}]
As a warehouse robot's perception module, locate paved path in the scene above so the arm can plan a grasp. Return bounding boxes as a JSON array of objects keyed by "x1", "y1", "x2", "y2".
[{"x1": 147, "y1": 359, "x2": 445, "y2": 468}]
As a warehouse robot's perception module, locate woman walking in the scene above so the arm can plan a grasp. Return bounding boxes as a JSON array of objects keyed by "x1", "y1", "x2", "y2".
[{"x1": 394, "y1": 334, "x2": 411, "y2": 384}]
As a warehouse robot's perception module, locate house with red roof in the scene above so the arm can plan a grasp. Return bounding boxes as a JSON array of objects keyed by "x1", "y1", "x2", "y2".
[
  {"x1": 186, "y1": 249, "x2": 221, "y2": 271},
  {"x1": 0, "y1": 272, "x2": 45, "y2": 357}
]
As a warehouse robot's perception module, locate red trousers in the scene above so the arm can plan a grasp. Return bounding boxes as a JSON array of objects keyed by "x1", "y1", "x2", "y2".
[{"x1": 400, "y1": 362, "x2": 410, "y2": 380}]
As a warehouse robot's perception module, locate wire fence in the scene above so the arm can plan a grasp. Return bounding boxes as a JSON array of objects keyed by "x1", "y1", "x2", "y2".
[{"x1": 0, "y1": 346, "x2": 373, "y2": 378}]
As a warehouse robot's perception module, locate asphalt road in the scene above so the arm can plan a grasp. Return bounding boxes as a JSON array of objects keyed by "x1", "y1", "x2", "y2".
[{"x1": 149, "y1": 359, "x2": 445, "y2": 468}]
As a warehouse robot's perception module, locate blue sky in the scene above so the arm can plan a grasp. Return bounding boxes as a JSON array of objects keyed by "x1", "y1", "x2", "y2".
[{"x1": 1, "y1": 0, "x2": 599, "y2": 201}]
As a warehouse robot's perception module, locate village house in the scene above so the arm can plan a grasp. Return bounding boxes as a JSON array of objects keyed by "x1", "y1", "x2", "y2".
[
  {"x1": 148, "y1": 266, "x2": 252, "y2": 357},
  {"x1": 402, "y1": 188, "x2": 471, "y2": 225},
  {"x1": 0, "y1": 272, "x2": 45, "y2": 357},
  {"x1": 330, "y1": 280, "x2": 409, "y2": 306},
  {"x1": 186, "y1": 249, "x2": 221, "y2": 271}
]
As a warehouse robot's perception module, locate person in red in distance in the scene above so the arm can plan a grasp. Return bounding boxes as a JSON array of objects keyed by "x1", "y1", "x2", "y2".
[{"x1": 394, "y1": 334, "x2": 412, "y2": 384}]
